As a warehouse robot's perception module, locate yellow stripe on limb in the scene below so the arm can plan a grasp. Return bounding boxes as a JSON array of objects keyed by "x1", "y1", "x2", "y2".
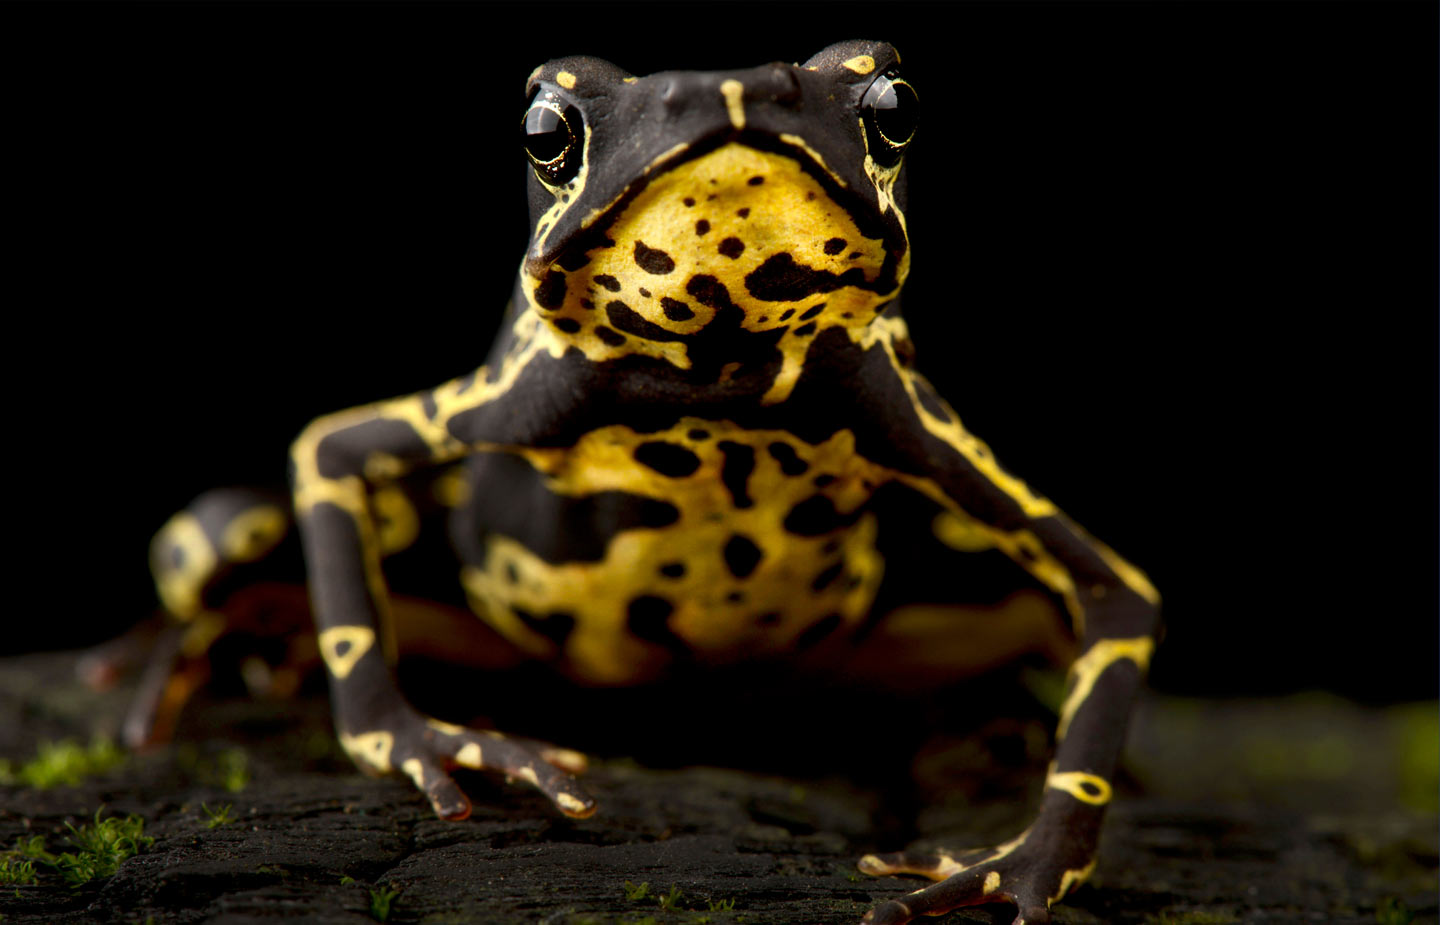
[
  {"x1": 1046, "y1": 770, "x2": 1112, "y2": 805},
  {"x1": 340, "y1": 730, "x2": 394, "y2": 772},
  {"x1": 1057, "y1": 637, "x2": 1154, "y2": 740},
  {"x1": 318, "y1": 626, "x2": 376, "y2": 679}
]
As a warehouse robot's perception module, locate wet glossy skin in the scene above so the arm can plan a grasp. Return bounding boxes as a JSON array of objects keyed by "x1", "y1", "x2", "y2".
[{"x1": 148, "y1": 40, "x2": 1160, "y2": 925}]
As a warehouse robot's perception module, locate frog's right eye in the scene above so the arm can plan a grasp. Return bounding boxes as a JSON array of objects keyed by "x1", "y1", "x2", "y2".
[{"x1": 522, "y1": 92, "x2": 584, "y2": 186}]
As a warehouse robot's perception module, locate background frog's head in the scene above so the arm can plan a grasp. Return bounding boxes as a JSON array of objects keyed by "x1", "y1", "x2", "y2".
[{"x1": 513, "y1": 40, "x2": 916, "y2": 360}]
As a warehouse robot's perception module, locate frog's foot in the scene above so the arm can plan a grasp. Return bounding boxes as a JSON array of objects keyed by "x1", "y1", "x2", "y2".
[
  {"x1": 340, "y1": 709, "x2": 597, "y2": 821},
  {"x1": 857, "y1": 833, "x2": 1092, "y2": 925}
]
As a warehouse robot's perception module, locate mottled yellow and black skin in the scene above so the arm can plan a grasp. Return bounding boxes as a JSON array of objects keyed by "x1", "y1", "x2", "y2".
[{"x1": 144, "y1": 40, "x2": 1160, "y2": 925}]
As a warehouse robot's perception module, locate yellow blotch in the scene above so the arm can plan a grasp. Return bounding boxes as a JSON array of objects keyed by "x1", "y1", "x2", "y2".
[
  {"x1": 426, "y1": 718, "x2": 466, "y2": 736},
  {"x1": 1053, "y1": 858, "x2": 1098, "y2": 902},
  {"x1": 556, "y1": 70, "x2": 576, "y2": 89},
  {"x1": 401, "y1": 757, "x2": 425, "y2": 787},
  {"x1": 432, "y1": 466, "x2": 472, "y2": 508},
  {"x1": 719, "y1": 78, "x2": 745, "y2": 129},
  {"x1": 1057, "y1": 636, "x2": 1155, "y2": 740},
  {"x1": 463, "y1": 421, "x2": 894, "y2": 684},
  {"x1": 318, "y1": 625, "x2": 376, "y2": 680},
  {"x1": 556, "y1": 792, "x2": 592, "y2": 816},
  {"x1": 151, "y1": 512, "x2": 216, "y2": 620},
  {"x1": 515, "y1": 765, "x2": 541, "y2": 787},
  {"x1": 340, "y1": 730, "x2": 395, "y2": 772},
  {"x1": 179, "y1": 610, "x2": 227, "y2": 659},
  {"x1": 983, "y1": 871, "x2": 1002, "y2": 894},
  {"x1": 371, "y1": 485, "x2": 420, "y2": 556},
  {"x1": 842, "y1": 54, "x2": 876, "y2": 75},
  {"x1": 1046, "y1": 770, "x2": 1112, "y2": 805},
  {"x1": 454, "y1": 742, "x2": 484, "y2": 768},
  {"x1": 219, "y1": 504, "x2": 287, "y2": 563}
]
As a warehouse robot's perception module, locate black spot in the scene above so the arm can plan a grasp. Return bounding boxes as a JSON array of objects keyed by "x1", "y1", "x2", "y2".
[
  {"x1": 659, "y1": 562, "x2": 686, "y2": 578},
  {"x1": 779, "y1": 308, "x2": 795, "y2": 321},
  {"x1": 746, "y1": 253, "x2": 865, "y2": 302},
  {"x1": 333, "y1": 639, "x2": 352, "y2": 657},
  {"x1": 841, "y1": 311, "x2": 853, "y2": 319},
  {"x1": 534, "y1": 270, "x2": 567, "y2": 310},
  {"x1": 726, "y1": 591, "x2": 745, "y2": 603},
  {"x1": 747, "y1": 175, "x2": 765, "y2": 186},
  {"x1": 505, "y1": 562, "x2": 520, "y2": 584},
  {"x1": 718, "y1": 237, "x2": 745, "y2": 259},
  {"x1": 594, "y1": 274, "x2": 621, "y2": 292},
  {"x1": 755, "y1": 611, "x2": 781, "y2": 627},
  {"x1": 661, "y1": 297, "x2": 694, "y2": 321},
  {"x1": 893, "y1": 338, "x2": 916, "y2": 367},
  {"x1": 687, "y1": 428, "x2": 711, "y2": 441},
  {"x1": 736, "y1": 207, "x2": 750, "y2": 218},
  {"x1": 683, "y1": 197, "x2": 696, "y2": 207},
  {"x1": 607, "y1": 300, "x2": 686, "y2": 341},
  {"x1": 634, "y1": 441, "x2": 702, "y2": 477},
  {"x1": 169, "y1": 545, "x2": 185, "y2": 568},
  {"x1": 421, "y1": 392, "x2": 438, "y2": 420},
  {"x1": 557, "y1": 248, "x2": 590, "y2": 271},
  {"x1": 580, "y1": 298, "x2": 595, "y2": 310},
  {"x1": 813, "y1": 474, "x2": 835, "y2": 487},
  {"x1": 449, "y1": 453, "x2": 680, "y2": 565},
  {"x1": 805, "y1": 191, "x2": 816, "y2": 200},
  {"x1": 823, "y1": 238, "x2": 847, "y2": 255},
  {"x1": 849, "y1": 252, "x2": 863, "y2": 260},
  {"x1": 793, "y1": 322, "x2": 817, "y2": 337},
  {"x1": 811, "y1": 562, "x2": 843, "y2": 592},
  {"x1": 717, "y1": 441, "x2": 755, "y2": 508},
  {"x1": 634, "y1": 240, "x2": 676, "y2": 275},
  {"x1": 766, "y1": 442, "x2": 809, "y2": 476},
  {"x1": 627, "y1": 596, "x2": 685, "y2": 654},
  {"x1": 695, "y1": 219, "x2": 711, "y2": 236},
  {"x1": 915, "y1": 381, "x2": 953, "y2": 422},
  {"x1": 595, "y1": 326, "x2": 625, "y2": 346},
  {"x1": 722, "y1": 534, "x2": 763, "y2": 578},
  {"x1": 1081, "y1": 781, "x2": 1102, "y2": 797},
  {"x1": 513, "y1": 607, "x2": 575, "y2": 647},
  {"x1": 795, "y1": 613, "x2": 842, "y2": 652},
  {"x1": 553, "y1": 317, "x2": 581, "y2": 333},
  {"x1": 783, "y1": 495, "x2": 851, "y2": 535},
  {"x1": 638, "y1": 288, "x2": 651, "y2": 298},
  {"x1": 639, "y1": 499, "x2": 681, "y2": 527},
  {"x1": 758, "y1": 316, "x2": 769, "y2": 323},
  {"x1": 799, "y1": 302, "x2": 826, "y2": 321}
]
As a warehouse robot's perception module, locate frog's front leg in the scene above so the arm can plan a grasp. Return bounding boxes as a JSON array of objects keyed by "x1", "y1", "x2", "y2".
[
  {"x1": 846, "y1": 361, "x2": 1159, "y2": 924},
  {"x1": 290, "y1": 368, "x2": 595, "y2": 821}
]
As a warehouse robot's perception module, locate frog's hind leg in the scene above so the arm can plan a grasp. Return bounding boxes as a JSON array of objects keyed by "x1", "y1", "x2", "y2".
[
  {"x1": 834, "y1": 484, "x2": 1075, "y2": 691},
  {"x1": 115, "y1": 486, "x2": 302, "y2": 747}
]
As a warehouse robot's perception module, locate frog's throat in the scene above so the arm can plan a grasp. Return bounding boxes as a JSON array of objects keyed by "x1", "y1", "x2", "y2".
[{"x1": 519, "y1": 142, "x2": 908, "y2": 357}]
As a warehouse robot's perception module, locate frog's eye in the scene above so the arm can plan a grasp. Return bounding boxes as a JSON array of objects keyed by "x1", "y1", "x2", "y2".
[
  {"x1": 522, "y1": 92, "x2": 584, "y2": 186},
  {"x1": 860, "y1": 68, "x2": 919, "y2": 167}
]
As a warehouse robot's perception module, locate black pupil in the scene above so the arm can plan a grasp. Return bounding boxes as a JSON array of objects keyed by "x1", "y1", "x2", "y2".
[
  {"x1": 870, "y1": 79, "x2": 918, "y2": 145},
  {"x1": 524, "y1": 105, "x2": 570, "y2": 163}
]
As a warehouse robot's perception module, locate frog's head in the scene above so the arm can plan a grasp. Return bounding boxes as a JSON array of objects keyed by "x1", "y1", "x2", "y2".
[{"x1": 514, "y1": 40, "x2": 917, "y2": 367}]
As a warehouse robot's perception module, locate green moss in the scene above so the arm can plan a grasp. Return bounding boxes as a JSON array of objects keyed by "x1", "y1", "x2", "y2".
[
  {"x1": 623, "y1": 880, "x2": 651, "y2": 902},
  {"x1": 1393, "y1": 704, "x2": 1439, "y2": 814},
  {"x1": 0, "y1": 855, "x2": 36, "y2": 886},
  {"x1": 0, "y1": 739, "x2": 125, "y2": 790},
  {"x1": 707, "y1": 898, "x2": 736, "y2": 913},
  {"x1": 201, "y1": 802, "x2": 234, "y2": 828},
  {"x1": 657, "y1": 885, "x2": 685, "y2": 911},
  {"x1": 52, "y1": 811, "x2": 154, "y2": 887},
  {"x1": 369, "y1": 885, "x2": 401, "y2": 922},
  {"x1": 1376, "y1": 897, "x2": 1416, "y2": 925}
]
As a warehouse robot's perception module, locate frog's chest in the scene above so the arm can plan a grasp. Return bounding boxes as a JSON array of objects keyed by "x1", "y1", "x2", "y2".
[{"x1": 446, "y1": 416, "x2": 896, "y2": 684}]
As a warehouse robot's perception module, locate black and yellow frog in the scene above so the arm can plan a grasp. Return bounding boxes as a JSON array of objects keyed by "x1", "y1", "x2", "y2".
[{"x1": 142, "y1": 40, "x2": 1159, "y2": 925}]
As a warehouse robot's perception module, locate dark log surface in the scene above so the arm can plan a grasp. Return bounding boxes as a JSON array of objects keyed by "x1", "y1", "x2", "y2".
[{"x1": 1, "y1": 653, "x2": 1435, "y2": 925}]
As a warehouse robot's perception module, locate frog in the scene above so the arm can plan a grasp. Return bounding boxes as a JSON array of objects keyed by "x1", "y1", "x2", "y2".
[{"x1": 137, "y1": 39, "x2": 1160, "y2": 925}]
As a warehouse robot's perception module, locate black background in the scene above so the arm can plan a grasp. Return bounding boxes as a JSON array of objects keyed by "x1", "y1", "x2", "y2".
[{"x1": 7, "y1": 1, "x2": 1435, "y2": 702}]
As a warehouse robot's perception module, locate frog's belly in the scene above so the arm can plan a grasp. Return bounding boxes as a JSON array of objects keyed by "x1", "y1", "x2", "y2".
[{"x1": 451, "y1": 419, "x2": 895, "y2": 685}]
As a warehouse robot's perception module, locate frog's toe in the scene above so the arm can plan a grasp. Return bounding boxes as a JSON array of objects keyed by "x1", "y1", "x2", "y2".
[
  {"x1": 399, "y1": 753, "x2": 474, "y2": 820},
  {"x1": 430, "y1": 726, "x2": 597, "y2": 819},
  {"x1": 858, "y1": 844, "x2": 1057, "y2": 925}
]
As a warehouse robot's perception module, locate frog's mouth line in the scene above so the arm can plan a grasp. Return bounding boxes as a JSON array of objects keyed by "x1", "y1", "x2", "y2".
[{"x1": 528, "y1": 128, "x2": 907, "y2": 297}]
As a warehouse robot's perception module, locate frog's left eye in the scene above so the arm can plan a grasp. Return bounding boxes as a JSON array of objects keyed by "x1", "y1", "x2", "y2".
[
  {"x1": 860, "y1": 68, "x2": 919, "y2": 167},
  {"x1": 522, "y1": 91, "x2": 584, "y2": 186}
]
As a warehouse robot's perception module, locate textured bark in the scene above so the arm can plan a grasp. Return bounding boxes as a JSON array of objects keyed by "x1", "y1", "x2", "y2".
[{"x1": 1, "y1": 653, "x2": 1435, "y2": 925}]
